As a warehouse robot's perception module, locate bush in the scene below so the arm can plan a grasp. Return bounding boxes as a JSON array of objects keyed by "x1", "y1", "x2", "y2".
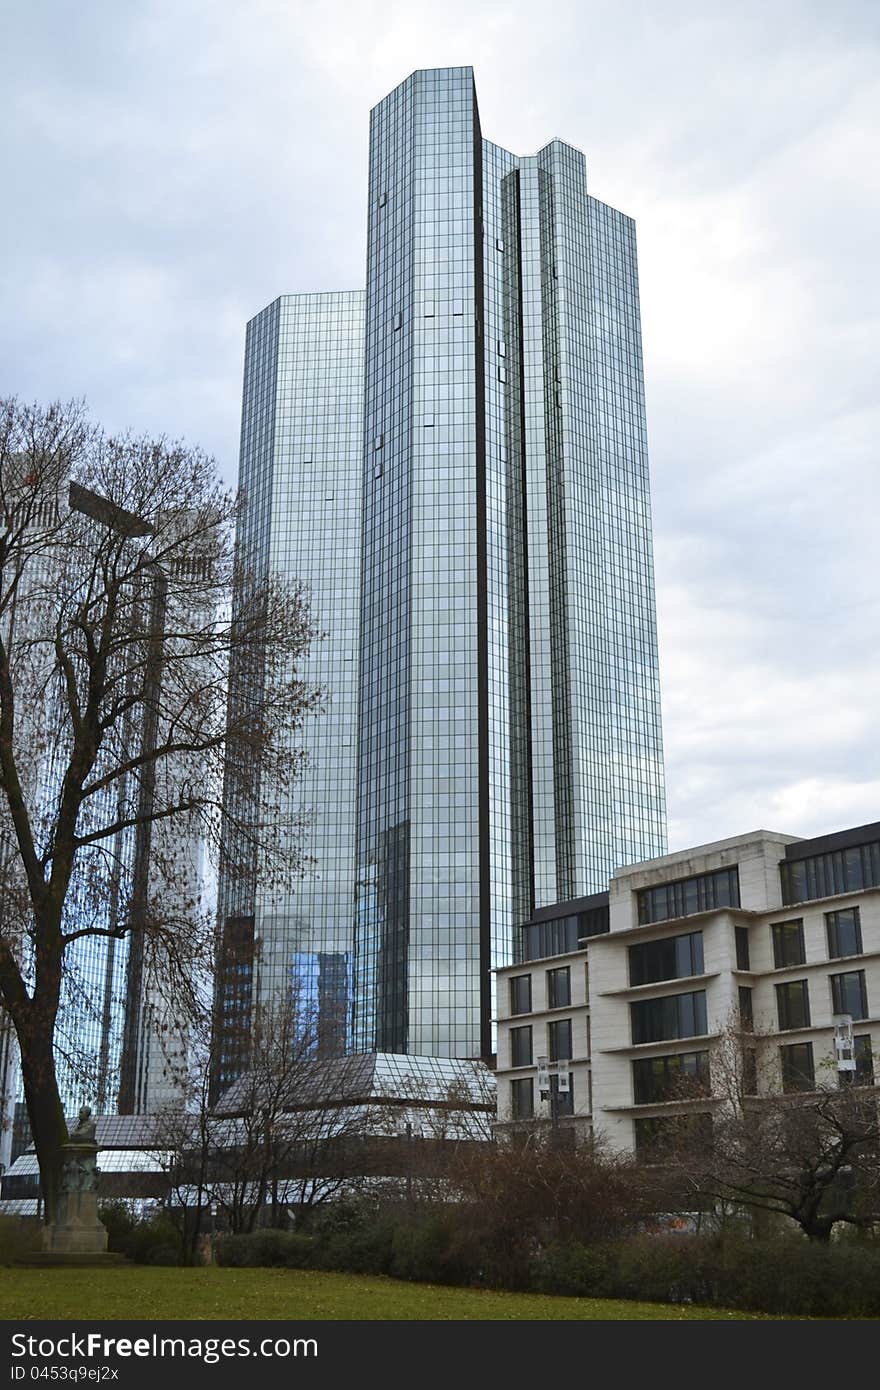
[
  {"x1": 389, "y1": 1215, "x2": 485, "y2": 1287},
  {"x1": 121, "y1": 1214, "x2": 183, "y2": 1266},
  {"x1": 0, "y1": 1216, "x2": 41, "y2": 1265},
  {"x1": 98, "y1": 1201, "x2": 137, "y2": 1253},
  {"x1": 317, "y1": 1220, "x2": 395, "y2": 1276},
  {"x1": 214, "y1": 1230, "x2": 317, "y2": 1269},
  {"x1": 578, "y1": 1234, "x2": 880, "y2": 1317},
  {"x1": 531, "y1": 1241, "x2": 612, "y2": 1298}
]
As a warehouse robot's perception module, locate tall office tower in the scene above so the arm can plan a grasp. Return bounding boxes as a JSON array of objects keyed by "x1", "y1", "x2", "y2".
[
  {"x1": 212, "y1": 293, "x2": 365, "y2": 1097},
  {"x1": 355, "y1": 68, "x2": 665, "y2": 1058},
  {"x1": 217, "y1": 68, "x2": 665, "y2": 1076}
]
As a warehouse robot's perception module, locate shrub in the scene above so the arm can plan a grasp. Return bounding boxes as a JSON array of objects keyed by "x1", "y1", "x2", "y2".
[
  {"x1": 122, "y1": 1214, "x2": 183, "y2": 1266},
  {"x1": 98, "y1": 1201, "x2": 137, "y2": 1253},
  {"x1": 214, "y1": 1231, "x2": 317, "y2": 1269},
  {"x1": 531, "y1": 1241, "x2": 613, "y2": 1298},
  {"x1": 316, "y1": 1220, "x2": 395, "y2": 1275},
  {"x1": 589, "y1": 1234, "x2": 880, "y2": 1317},
  {"x1": 389, "y1": 1215, "x2": 485, "y2": 1287},
  {"x1": 0, "y1": 1216, "x2": 41, "y2": 1265}
]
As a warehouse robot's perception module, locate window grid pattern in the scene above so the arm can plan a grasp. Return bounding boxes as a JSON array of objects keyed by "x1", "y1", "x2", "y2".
[
  {"x1": 354, "y1": 69, "x2": 667, "y2": 1059},
  {"x1": 218, "y1": 292, "x2": 364, "y2": 1077},
  {"x1": 638, "y1": 866, "x2": 740, "y2": 925},
  {"x1": 782, "y1": 839, "x2": 880, "y2": 905}
]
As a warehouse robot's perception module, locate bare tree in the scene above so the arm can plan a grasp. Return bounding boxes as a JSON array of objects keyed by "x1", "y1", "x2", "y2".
[
  {"x1": 0, "y1": 397, "x2": 321, "y2": 1223},
  {"x1": 655, "y1": 1020, "x2": 880, "y2": 1242},
  {"x1": 156, "y1": 988, "x2": 369, "y2": 1242}
]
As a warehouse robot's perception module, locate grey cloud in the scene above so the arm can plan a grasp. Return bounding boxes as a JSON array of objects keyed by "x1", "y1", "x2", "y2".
[{"x1": 2, "y1": 0, "x2": 878, "y2": 852}]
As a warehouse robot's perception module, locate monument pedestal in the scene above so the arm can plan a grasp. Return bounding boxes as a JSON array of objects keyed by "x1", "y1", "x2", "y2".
[{"x1": 42, "y1": 1137, "x2": 108, "y2": 1256}]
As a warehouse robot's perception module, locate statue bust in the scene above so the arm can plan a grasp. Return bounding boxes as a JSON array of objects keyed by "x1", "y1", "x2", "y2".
[{"x1": 68, "y1": 1105, "x2": 97, "y2": 1145}]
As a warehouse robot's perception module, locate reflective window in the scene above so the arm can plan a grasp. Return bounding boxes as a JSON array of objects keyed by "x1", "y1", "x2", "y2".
[
  {"x1": 546, "y1": 966, "x2": 571, "y2": 1009},
  {"x1": 510, "y1": 1076, "x2": 534, "y2": 1119},
  {"x1": 826, "y1": 908, "x2": 863, "y2": 960},
  {"x1": 776, "y1": 980, "x2": 810, "y2": 1031},
  {"x1": 638, "y1": 868, "x2": 739, "y2": 925},
  {"x1": 630, "y1": 990, "x2": 708, "y2": 1045},
  {"x1": 632, "y1": 1050, "x2": 709, "y2": 1105},
  {"x1": 782, "y1": 839, "x2": 880, "y2": 905},
  {"x1": 771, "y1": 920, "x2": 805, "y2": 968},
  {"x1": 548, "y1": 1017, "x2": 572, "y2": 1062},
  {"x1": 628, "y1": 931, "x2": 704, "y2": 987},
  {"x1": 780, "y1": 1042, "x2": 815, "y2": 1093},
  {"x1": 510, "y1": 1025, "x2": 533, "y2": 1067},
  {"x1": 509, "y1": 975, "x2": 532, "y2": 1016},
  {"x1": 830, "y1": 970, "x2": 868, "y2": 1021}
]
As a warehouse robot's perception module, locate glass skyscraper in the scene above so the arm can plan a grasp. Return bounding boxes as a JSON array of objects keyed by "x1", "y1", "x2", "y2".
[
  {"x1": 213, "y1": 292, "x2": 365, "y2": 1094},
  {"x1": 218, "y1": 67, "x2": 666, "y2": 1075}
]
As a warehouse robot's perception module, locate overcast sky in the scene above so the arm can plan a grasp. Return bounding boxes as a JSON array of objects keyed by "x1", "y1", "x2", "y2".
[{"x1": 3, "y1": 0, "x2": 878, "y2": 854}]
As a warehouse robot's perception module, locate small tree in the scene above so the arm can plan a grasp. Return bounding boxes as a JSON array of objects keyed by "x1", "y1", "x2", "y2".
[
  {"x1": 0, "y1": 397, "x2": 321, "y2": 1222},
  {"x1": 666, "y1": 1021, "x2": 880, "y2": 1242},
  {"x1": 158, "y1": 990, "x2": 366, "y2": 1242}
]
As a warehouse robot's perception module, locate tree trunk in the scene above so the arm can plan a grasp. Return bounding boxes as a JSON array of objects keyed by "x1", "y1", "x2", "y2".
[{"x1": 16, "y1": 1020, "x2": 68, "y2": 1225}]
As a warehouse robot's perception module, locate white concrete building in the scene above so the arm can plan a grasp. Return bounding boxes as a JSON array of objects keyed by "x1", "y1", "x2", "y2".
[{"x1": 495, "y1": 821, "x2": 880, "y2": 1155}]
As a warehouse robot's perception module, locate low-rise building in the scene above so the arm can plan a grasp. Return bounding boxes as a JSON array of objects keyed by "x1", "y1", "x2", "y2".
[{"x1": 495, "y1": 821, "x2": 880, "y2": 1155}]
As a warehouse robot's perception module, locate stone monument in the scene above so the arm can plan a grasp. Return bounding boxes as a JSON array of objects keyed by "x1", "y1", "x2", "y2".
[{"x1": 42, "y1": 1106, "x2": 108, "y2": 1255}]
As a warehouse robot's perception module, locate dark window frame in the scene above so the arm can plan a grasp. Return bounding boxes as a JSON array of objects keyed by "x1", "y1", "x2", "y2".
[
  {"x1": 637, "y1": 866, "x2": 740, "y2": 926},
  {"x1": 509, "y1": 1076, "x2": 534, "y2": 1119},
  {"x1": 830, "y1": 970, "x2": 869, "y2": 1022},
  {"x1": 510, "y1": 1024, "x2": 533, "y2": 1068},
  {"x1": 826, "y1": 907, "x2": 863, "y2": 960},
  {"x1": 780, "y1": 1041, "x2": 815, "y2": 1093},
  {"x1": 546, "y1": 965, "x2": 571, "y2": 1009},
  {"x1": 548, "y1": 1017, "x2": 573, "y2": 1063},
  {"x1": 735, "y1": 926, "x2": 751, "y2": 971},
  {"x1": 630, "y1": 989, "x2": 708, "y2": 1045},
  {"x1": 509, "y1": 974, "x2": 532, "y2": 1016},
  {"x1": 628, "y1": 930, "x2": 705, "y2": 987},
  {"x1": 771, "y1": 919, "x2": 806, "y2": 969},
  {"x1": 775, "y1": 979, "x2": 811, "y2": 1031},
  {"x1": 632, "y1": 1049, "x2": 710, "y2": 1105}
]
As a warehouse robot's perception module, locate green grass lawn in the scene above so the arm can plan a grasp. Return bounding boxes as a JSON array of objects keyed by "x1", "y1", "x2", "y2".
[{"x1": 0, "y1": 1266, "x2": 771, "y2": 1320}]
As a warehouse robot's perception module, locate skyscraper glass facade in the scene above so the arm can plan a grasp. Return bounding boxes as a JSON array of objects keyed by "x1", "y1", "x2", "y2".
[
  {"x1": 220, "y1": 67, "x2": 665, "y2": 1074},
  {"x1": 355, "y1": 69, "x2": 665, "y2": 1058},
  {"x1": 214, "y1": 292, "x2": 365, "y2": 1093}
]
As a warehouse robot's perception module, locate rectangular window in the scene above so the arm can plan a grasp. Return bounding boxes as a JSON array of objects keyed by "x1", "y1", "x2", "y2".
[
  {"x1": 634, "y1": 1112, "x2": 712, "y2": 1162},
  {"x1": 510, "y1": 1025, "x2": 532, "y2": 1068},
  {"x1": 628, "y1": 931, "x2": 704, "y2": 987},
  {"x1": 782, "y1": 838, "x2": 880, "y2": 905},
  {"x1": 826, "y1": 908, "x2": 863, "y2": 959},
  {"x1": 854, "y1": 1035, "x2": 875, "y2": 1086},
  {"x1": 509, "y1": 1077, "x2": 533, "y2": 1119},
  {"x1": 780, "y1": 1042, "x2": 815, "y2": 1093},
  {"x1": 452, "y1": 299, "x2": 463, "y2": 315},
  {"x1": 776, "y1": 980, "x2": 811, "y2": 1031},
  {"x1": 547, "y1": 966, "x2": 571, "y2": 1009},
  {"x1": 772, "y1": 920, "x2": 806, "y2": 968},
  {"x1": 735, "y1": 926, "x2": 751, "y2": 971},
  {"x1": 509, "y1": 975, "x2": 531, "y2": 1016},
  {"x1": 637, "y1": 867, "x2": 740, "y2": 925},
  {"x1": 630, "y1": 990, "x2": 708, "y2": 1045},
  {"x1": 830, "y1": 970, "x2": 868, "y2": 1021},
  {"x1": 550, "y1": 1073, "x2": 574, "y2": 1116},
  {"x1": 738, "y1": 986, "x2": 753, "y2": 1028},
  {"x1": 548, "y1": 1018, "x2": 572, "y2": 1063},
  {"x1": 632, "y1": 1050, "x2": 710, "y2": 1105},
  {"x1": 743, "y1": 1048, "x2": 758, "y2": 1095}
]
